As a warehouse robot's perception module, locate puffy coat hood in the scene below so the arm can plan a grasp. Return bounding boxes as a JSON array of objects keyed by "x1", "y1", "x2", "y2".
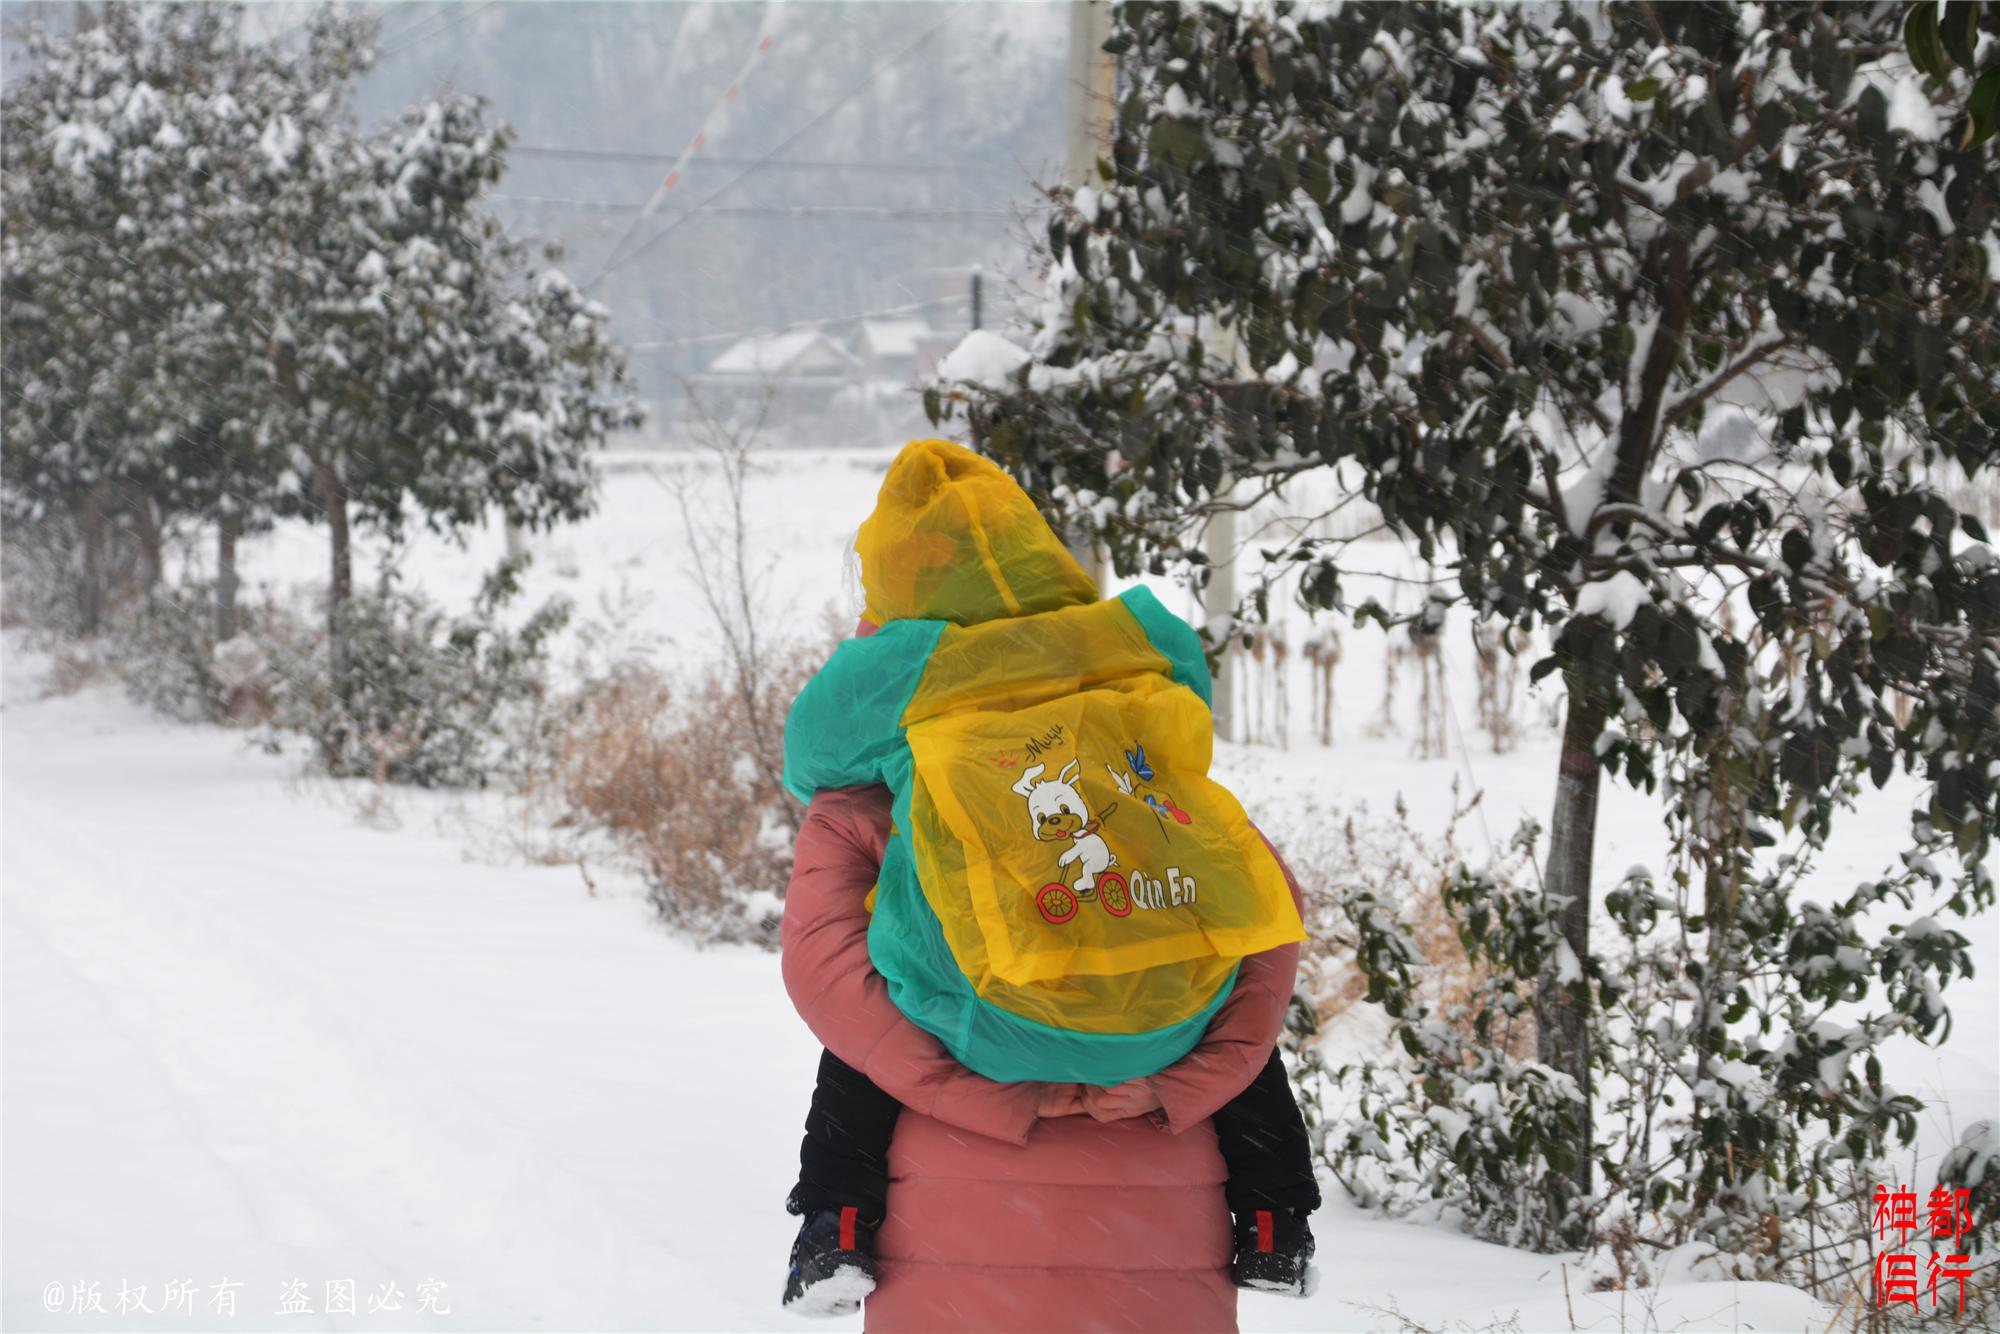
[{"x1": 858, "y1": 439, "x2": 1098, "y2": 627}]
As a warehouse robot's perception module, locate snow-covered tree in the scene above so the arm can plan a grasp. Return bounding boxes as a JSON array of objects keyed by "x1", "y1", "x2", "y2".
[
  {"x1": 1, "y1": 5, "x2": 265, "y2": 628},
  {"x1": 3, "y1": 4, "x2": 643, "y2": 669},
  {"x1": 232, "y1": 13, "x2": 643, "y2": 686},
  {"x1": 932, "y1": 0, "x2": 2000, "y2": 1215}
]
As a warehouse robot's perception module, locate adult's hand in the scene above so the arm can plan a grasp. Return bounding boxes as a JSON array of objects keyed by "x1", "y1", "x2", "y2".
[
  {"x1": 1081, "y1": 1078, "x2": 1163, "y2": 1122},
  {"x1": 1037, "y1": 1082, "x2": 1087, "y2": 1118}
]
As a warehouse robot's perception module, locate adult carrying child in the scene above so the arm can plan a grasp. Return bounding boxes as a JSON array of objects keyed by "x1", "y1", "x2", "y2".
[{"x1": 779, "y1": 439, "x2": 1321, "y2": 1331}]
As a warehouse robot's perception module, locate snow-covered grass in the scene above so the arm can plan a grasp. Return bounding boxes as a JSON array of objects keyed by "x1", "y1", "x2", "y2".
[{"x1": 6, "y1": 447, "x2": 1994, "y2": 1331}]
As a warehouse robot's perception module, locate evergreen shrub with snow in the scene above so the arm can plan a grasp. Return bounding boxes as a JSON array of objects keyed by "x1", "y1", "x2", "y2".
[
  {"x1": 0, "y1": 515, "x2": 142, "y2": 640},
  {"x1": 1275, "y1": 789, "x2": 1541, "y2": 1188},
  {"x1": 102, "y1": 582, "x2": 238, "y2": 723},
  {"x1": 1327, "y1": 817, "x2": 1985, "y2": 1273},
  {"x1": 1942, "y1": 1119, "x2": 1999, "y2": 1256},
  {"x1": 94, "y1": 578, "x2": 294, "y2": 725},
  {"x1": 261, "y1": 560, "x2": 570, "y2": 790},
  {"x1": 85, "y1": 554, "x2": 564, "y2": 789}
]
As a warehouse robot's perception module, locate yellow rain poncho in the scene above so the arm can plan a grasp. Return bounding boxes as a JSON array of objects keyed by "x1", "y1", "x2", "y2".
[{"x1": 784, "y1": 439, "x2": 1304, "y2": 1085}]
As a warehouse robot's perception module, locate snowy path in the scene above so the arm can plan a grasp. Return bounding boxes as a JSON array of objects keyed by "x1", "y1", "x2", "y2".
[
  {"x1": 0, "y1": 644, "x2": 1879, "y2": 1332},
  {"x1": 4, "y1": 660, "x2": 808, "y2": 1330}
]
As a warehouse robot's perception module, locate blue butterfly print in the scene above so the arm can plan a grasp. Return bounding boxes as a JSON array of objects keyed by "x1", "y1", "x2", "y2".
[{"x1": 1125, "y1": 743, "x2": 1154, "y2": 783}]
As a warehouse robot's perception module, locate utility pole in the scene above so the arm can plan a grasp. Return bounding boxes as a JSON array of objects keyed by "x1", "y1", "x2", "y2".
[
  {"x1": 1062, "y1": 0, "x2": 1236, "y2": 742},
  {"x1": 1063, "y1": 0, "x2": 1115, "y2": 591},
  {"x1": 1205, "y1": 319, "x2": 1241, "y2": 744},
  {"x1": 970, "y1": 269, "x2": 983, "y2": 331},
  {"x1": 1066, "y1": 1, "x2": 1116, "y2": 194},
  {"x1": 1203, "y1": 504, "x2": 1239, "y2": 744}
]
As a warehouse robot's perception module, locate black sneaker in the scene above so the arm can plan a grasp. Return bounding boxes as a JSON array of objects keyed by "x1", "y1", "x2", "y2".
[
  {"x1": 1230, "y1": 1208, "x2": 1318, "y2": 1297},
  {"x1": 782, "y1": 1207, "x2": 878, "y2": 1317}
]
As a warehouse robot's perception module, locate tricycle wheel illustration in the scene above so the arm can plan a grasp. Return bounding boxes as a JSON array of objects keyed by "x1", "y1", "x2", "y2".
[
  {"x1": 1097, "y1": 872, "x2": 1132, "y2": 917},
  {"x1": 1037, "y1": 883, "x2": 1079, "y2": 924}
]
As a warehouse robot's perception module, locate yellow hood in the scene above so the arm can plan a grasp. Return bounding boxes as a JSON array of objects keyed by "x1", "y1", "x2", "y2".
[{"x1": 858, "y1": 439, "x2": 1099, "y2": 626}]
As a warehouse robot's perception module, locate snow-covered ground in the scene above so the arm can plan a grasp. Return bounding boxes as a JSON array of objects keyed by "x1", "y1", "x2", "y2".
[{"x1": 6, "y1": 447, "x2": 1994, "y2": 1331}]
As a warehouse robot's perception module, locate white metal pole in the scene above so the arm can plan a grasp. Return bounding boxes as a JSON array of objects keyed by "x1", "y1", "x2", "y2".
[
  {"x1": 1204, "y1": 502, "x2": 1238, "y2": 744},
  {"x1": 1066, "y1": 1, "x2": 1116, "y2": 193},
  {"x1": 1204, "y1": 320, "x2": 1242, "y2": 744},
  {"x1": 1062, "y1": 0, "x2": 1115, "y2": 591}
]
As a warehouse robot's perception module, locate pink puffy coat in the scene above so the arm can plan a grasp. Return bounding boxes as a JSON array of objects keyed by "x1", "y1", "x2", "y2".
[{"x1": 781, "y1": 784, "x2": 1305, "y2": 1333}]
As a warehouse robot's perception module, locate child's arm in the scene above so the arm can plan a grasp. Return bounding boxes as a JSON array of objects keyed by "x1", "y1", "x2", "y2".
[
  {"x1": 781, "y1": 784, "x2": 1048, "y2": 1146},
  {"x1": 1143, "y1": 829, "x2": 1306, "y2": 1134},
  {"x1": 781, "y1": 621, "x2": 941, "y2": 804}
]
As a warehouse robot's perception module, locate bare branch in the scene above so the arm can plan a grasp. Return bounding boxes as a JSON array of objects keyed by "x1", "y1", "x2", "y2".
[{"x1": 1661, "y1": 334, "x2": 1799, "y2": 431}]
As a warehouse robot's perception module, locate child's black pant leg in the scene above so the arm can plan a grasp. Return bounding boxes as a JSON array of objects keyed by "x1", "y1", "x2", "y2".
[
  {"x1": 790, "y1": 1048, "x2": 901, "y2": 1225},
  {"x1": 1210, "y1": 1046, "x2": 1322, "y2": 1215}
]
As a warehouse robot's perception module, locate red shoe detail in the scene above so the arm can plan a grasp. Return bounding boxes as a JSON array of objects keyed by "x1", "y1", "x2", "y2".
[
  {"x1": 839, "y1": 1206, "x2": 857, "y2": 1252},
  {"x1": 1256, "y1": 1210, "x2": 1274, "y2": 1253}
]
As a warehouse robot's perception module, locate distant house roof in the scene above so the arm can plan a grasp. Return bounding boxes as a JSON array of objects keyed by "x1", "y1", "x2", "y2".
[
  {"x1": 706, "y1": 330, "x2": 858, "y2": 378},
  {"x1": 855, "y1": 319, "x2": 931, "y2": 360}
]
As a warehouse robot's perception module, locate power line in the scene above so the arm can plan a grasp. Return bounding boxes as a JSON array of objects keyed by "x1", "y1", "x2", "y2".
[
  {"x1": 370, "y1": 2, "x2": 454, "y2": 50},
  {"x1": 492, "y1": 193, "x2": 1019, "y2": 220},
  {"x1": 509, "y1": 143, "x2": 1008, "y2": 175},
  {"x1": 376, "y1": 0, "x2": 499, "y2": 61},
  {"x1": 587, "y1": 1, "x2": 972, "y2": 290},
  {"x1": 625, "y1": 15, "x2": 781, "y2": 251},
  {"x1": 587, "y1": 6, "x2": 783, "y2": 288}
]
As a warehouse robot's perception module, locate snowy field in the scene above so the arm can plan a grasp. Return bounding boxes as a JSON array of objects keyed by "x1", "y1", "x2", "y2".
[{"x1": 6, "y1": 446, "x2": 1994, "y2": 1332}]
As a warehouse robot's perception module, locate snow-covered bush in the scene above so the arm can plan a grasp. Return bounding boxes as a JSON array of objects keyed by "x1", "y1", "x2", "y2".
[
  {"x1": 209, "y1": 634, "x2": 272, "y2": 720},
  {"x1": 1942, "y1": 1120, "x2": 1999, "y2": 1257},
  {"x1": 262, "y1": 562, "x2": 569, "y2": 789},
  {"x1": 95, "y1": 578, "x2": 298, "y2": 725},
  {"x1": 102, "y1": 583, "x2": 230, "y2": 723},
  {"x1": 1, "y1": 519, "x2": 83, "y2": 636},
  {"x1": 1277, "y1": 789, "x2": 1543, "y2": 1197},
  {"x1": 1281, "y1": 787, "x2": 1536, "y2": 1047},
  {"x1": 1, "y1": 512, "x2": 150, "y2": 640},
  {"x1": 1328, "y1": 783, "x2": 1988, "y2": 1278},
  {"x1": 1322, "y1": 821, "x2": 1592, "y2": 1251}
]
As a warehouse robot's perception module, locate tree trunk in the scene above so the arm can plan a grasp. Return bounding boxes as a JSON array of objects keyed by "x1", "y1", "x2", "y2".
[
  {"x1": 132, "y1": 489, "x2": 164, "y2": 591},
  {"x1": 1530, "y1": 233, "x2": 1693, "y2": 1221},
  {"x1": 215, "y1": 508, "x2": 241, "y2": 643},
  {"x1": 1537, "y1": 685, "x2": 1606, "y2": 1207},
  {"x1": 316, "y1": 454, "x2": 351, "y2": 687},
  {"x1": 78, "y1": 478, "x2": 108, "y2": 635}
]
